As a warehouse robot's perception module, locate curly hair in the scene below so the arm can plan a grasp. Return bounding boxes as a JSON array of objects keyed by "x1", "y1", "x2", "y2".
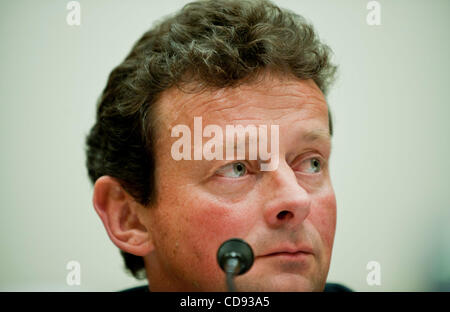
[{"x1": 85, "y1": 0, "x2": 338, "y2": 279}]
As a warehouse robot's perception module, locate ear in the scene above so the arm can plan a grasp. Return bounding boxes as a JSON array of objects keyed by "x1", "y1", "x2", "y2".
[{"x1": 92, "y1": 176, "x2": 154, "y2": 256}]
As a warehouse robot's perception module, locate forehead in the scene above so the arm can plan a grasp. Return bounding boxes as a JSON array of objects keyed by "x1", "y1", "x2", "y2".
[{"x1": 155, "y1": 73, "x2": 329, "y2": 130}]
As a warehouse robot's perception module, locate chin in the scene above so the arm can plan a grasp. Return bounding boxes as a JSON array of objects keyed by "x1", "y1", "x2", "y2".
[{"x1": 236, "y1": 273, "x2": 321, "y2": 292}]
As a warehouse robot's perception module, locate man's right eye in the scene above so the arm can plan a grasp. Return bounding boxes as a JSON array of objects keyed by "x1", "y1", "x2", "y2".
[{"x1": 215, "y1": 162, "x2": 248, "y2": 178}]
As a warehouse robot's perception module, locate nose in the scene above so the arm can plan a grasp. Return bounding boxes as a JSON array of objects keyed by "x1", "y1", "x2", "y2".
[{"x1": 262, "y1": 162, "x2": 312, "y2": 229}]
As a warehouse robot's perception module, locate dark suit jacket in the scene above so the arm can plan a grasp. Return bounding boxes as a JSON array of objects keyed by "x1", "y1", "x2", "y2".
[{"x1": 121, "y1": 283, "x2": 353, "y2": 292}]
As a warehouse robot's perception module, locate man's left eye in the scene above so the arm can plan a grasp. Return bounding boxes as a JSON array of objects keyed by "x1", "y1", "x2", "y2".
[
  {"x1": 216, "y1": 162, "x2": 248, "y2": 178},
  {"x1": 299, "y1": 157, "x2": 323, "y2": 174}
]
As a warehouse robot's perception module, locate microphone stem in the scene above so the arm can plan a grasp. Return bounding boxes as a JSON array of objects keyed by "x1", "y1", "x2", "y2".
[
  {"x1": 226, "y1": 271, "x2": 236, "y2": 292},
  {"x1": 224, "y1": 258, "x2": 240, "y2": 292}
]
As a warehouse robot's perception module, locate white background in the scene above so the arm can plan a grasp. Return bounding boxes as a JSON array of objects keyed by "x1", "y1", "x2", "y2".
[{"x1": 1, "y1": 0, "x2": 449, "y2": 291}]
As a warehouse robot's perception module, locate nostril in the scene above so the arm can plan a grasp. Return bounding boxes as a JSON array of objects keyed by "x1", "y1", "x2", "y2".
[{"x1": 277, "y1": 210, "x2": 292, "y2": 220}]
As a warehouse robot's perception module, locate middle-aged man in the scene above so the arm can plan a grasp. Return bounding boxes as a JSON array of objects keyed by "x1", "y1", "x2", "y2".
[{"x1": 85, "y1": 0, "x2": 351, "y2": 291}]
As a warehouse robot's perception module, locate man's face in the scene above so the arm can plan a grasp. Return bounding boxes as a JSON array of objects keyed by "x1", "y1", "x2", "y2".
[{"x1": 142, "y1": 72, "x2": 336, "y2": 291}]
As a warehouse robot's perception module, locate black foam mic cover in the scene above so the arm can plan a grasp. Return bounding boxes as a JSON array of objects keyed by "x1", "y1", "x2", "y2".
[{"x1": 217, "y1": 238, "x2": 254, "y2": 275}]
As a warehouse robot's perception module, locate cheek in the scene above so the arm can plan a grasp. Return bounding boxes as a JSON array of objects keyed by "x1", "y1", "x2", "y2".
[
  {"x1": 181, "y1": 195, "x2": 252, "y2": 253},
  {"x1": 155, "y1": 188, "x2": 254, "y2": 275},
  {"x1": 309, "y1": 190, "x2": 337, "y2": 251}
]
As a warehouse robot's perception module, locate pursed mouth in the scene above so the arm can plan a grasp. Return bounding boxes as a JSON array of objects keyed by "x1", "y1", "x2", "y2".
[{"x1": 260, "y1": 250, "x2": 313, "y2": 258}]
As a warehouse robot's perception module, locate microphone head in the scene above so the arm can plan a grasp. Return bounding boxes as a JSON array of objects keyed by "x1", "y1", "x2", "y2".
[{"x1": 217, "y1": 238, "x2": 254, "y2": 275}]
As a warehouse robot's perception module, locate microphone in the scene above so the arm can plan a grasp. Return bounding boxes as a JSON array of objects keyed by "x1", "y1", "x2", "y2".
[{"x1": 217, "y1": 238, "x2": 254, "y2": 292}]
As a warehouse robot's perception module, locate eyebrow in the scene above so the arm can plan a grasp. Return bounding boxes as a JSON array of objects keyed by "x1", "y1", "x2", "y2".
[
  {"x1": 221, "y1": 128, "x2": 332, "y2": 148},
  {"x1": 302, "y1": 129, "x2": 332, "y2": 144},
  {"x1": 219, "y1": 128, "x2": 332, "y2": 157}
]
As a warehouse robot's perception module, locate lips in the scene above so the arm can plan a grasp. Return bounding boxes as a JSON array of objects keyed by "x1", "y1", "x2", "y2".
[{"x1": 258, "y1": 245, "x2": 314, "y2": 258}]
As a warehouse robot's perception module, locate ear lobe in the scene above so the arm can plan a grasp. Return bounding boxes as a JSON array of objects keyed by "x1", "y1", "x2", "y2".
[{"x1": 93, "y1": 176, "x2": 154, "y2": 257}]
